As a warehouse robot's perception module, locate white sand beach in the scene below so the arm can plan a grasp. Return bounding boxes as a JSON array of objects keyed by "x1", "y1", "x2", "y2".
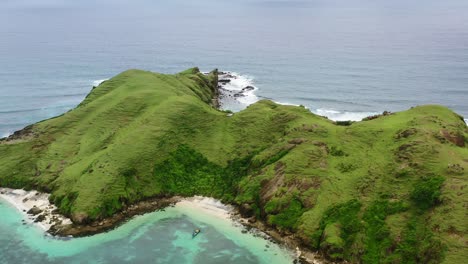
[
  {"x1": 174, "y1": 196, "x2": 234, "y2": 220},
  {"x1": 0, "y1": 187, "x2": 72, "y2": 232}
]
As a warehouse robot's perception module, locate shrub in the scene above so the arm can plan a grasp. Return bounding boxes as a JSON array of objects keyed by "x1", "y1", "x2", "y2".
[
  {"x1": 153, "y1": 145, "x2": 252, "y2": 200},
  {"x1": 312, "y1": 200, "x2": 362, "y2": 251},
  {"x1": 398, "y1": 218, "x2": 446, "y2": 264},
  {"x1": 330, "y1": 146, "x2": 346, "y2": 156},
  {"x1": 268, "y1": 198, "x2": 304, "y2": 230},
  {"x1": 335, "y1": 120, "x2": 354, "y2": 126},
  {"x1": 337, "y1": 162, "x2": 356, "y2": 173},
  {"x1": 411, "y1": 176, "x2": 445, "y2": 210},
  {"x1": 362, "y1": 200, "x2": 408, "y2": 263}
]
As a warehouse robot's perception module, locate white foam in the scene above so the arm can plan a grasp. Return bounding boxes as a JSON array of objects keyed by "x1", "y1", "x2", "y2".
[
  {"x1": 217, "y1": 71, "x2": 381, "y2": 121},
  {"x1": 1, "y1": 132, "x2": 12, "y2": 139},
  {"x1": 273, "y1": 101, "x2": 300, "y2": 107},
  {"x1": 92, "y1": 79, "x2": 108, "y2": 87},
  {"x1": 218, "y1": 72, "x2": 259, "y2": 109},
  {"x1": 272, "y1": 101, "x2": 378, "y2": 122},
  {"x1": 314, "y1": 108, "x2": 379, "y2": 121},
  {"x1": 217, "y1": 71, "x2": 468, "y2": 124},
  {"x1": 0, "y1": 188, "x2": 72, "y2": 231}
]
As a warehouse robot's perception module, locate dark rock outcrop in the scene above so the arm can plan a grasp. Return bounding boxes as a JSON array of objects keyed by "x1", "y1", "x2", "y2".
[{"x1": 27, "y1": 206, "x2": 43, "y2": 215}]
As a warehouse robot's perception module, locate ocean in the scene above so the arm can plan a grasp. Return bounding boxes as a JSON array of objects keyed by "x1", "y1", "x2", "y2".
[
  {"x1": 1, "y1": 0, "x2": 467, "y2": 138},
  {"x1": 0, "y1": 0, "x2": 467, "y2": 263}
]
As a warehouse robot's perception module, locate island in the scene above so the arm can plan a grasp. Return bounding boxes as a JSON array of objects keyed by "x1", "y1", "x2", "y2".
[{"x1": 0, "y1": 68, "x2": 466, "y2": 263}]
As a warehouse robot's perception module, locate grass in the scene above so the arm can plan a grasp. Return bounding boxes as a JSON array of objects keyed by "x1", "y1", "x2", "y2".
[{"x1": 0, "y1": 68, "x2": 467, "y2": 263}]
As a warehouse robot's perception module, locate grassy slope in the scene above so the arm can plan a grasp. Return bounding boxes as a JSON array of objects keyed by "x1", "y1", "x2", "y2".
[{"x1": 0, "y1": 68, "x2": 466, "y2": 263}]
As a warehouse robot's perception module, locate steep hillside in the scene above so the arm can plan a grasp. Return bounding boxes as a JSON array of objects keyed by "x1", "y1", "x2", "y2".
[{"x1": 0, "y1": 68, "x2": 466, "y2": 263}]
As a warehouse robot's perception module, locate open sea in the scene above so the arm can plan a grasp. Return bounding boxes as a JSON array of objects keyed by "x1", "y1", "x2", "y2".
[{"x1": 0, "y1": 0, "x2": 467, "y2": 263}]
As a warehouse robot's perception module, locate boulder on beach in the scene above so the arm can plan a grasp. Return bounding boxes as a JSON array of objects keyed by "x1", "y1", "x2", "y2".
[
  {"x1": 239, "y1": 203, "x2": 254, "y2": 217},
  {"x1": 27, "y1": 206, "x2": 43, "y2": 215},
  {"x1": 34, "y1": 214, "x2": 46, "y2": 223}
]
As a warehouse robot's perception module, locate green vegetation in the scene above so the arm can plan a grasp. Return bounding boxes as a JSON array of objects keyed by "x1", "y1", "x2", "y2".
[
  {"x1": 411, "y1": 175, "x2": 445, "y2": 210},
  {"x1": 0, "y1": 68, "x2": 467, "y2": 263},
  {"x1": 153, "y1": 145, "x2": 252, "y2": 201}
]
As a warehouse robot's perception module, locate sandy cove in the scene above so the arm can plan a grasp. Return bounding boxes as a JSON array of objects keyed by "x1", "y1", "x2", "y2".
[{"x1": 0, "y1": 190, "x2": 328, "y2": 264}]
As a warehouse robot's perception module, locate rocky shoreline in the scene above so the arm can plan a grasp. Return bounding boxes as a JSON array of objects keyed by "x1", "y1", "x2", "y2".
[
  {"x1": 54, "y1": 196, "x2": 181, "y2": 237},
  {"x1": 232, "y1": 209, "x2": 331, "y2": 264},
  {"x1": 62, "y1": 198, "x2": 330, "y2": 264},
  {"x1": 60, "y1": 196, "x2": 330, "y2": 263},
  {"x1": 0, "y1": 188, "x2": 72, "y2": 232},
  {"x1": 0, "y1": 188, "x2": 328, "y2": 263}
]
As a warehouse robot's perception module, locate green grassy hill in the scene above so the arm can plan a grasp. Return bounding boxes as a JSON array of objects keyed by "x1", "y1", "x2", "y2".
[{"x1": 0, "y1": 68, "x2": 466, "y2": 263}]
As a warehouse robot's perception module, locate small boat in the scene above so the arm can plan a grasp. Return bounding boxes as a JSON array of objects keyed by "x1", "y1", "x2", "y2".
[{"x1": 192, "y1": 228, "x2": 201, "y2": 238}]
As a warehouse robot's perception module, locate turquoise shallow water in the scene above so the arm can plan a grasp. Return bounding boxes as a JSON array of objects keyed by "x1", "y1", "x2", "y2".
[{"x1": 0, "y1": 200, "x2": 294, "y2": 263}]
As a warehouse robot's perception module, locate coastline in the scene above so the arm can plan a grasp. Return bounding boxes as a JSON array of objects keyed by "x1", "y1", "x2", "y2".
[
  {"x1": 0, "y1": 188, "x2": 328, "y2": 263},
  {"x1": 232, "y1": 209, "x2": 330, "y2": 264},
  {"x1": 0, "y1": 187, "x2": 72, "y2": 232}
]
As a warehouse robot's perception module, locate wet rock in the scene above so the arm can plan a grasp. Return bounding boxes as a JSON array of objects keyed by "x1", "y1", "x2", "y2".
[
  {"x1": 27, "y1": 206, "x2": 43, "y2": 215},
  {"x1": 224, "y1": 74, "x2": 236, "y2": 79},
  {"x1": 242, "y1": 86, "x2": 255, "y2": 91},
  {"x1": 239, "y1": 203, "x2": 254, "y2": 217},
  {"x1": 34, "y1": 214, "x2": 46, "y2": 223}
]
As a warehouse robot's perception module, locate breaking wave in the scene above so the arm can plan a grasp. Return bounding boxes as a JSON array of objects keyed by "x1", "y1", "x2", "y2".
[
  {"x1": 1, "y1": 132, "x2": 12, "y2": 139},
  {"x1": 313, "y1": 108, "x2": 380, "y2": 121},
  {"x1": 92, "y1": 79, "x2": 108, "y2": 87},
  {"x1": 217, "y1": 71, "x2": 259, "y2": 112},
  {"x1": 217, "y1": 71, "x2": 380, "y2": 121}
]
